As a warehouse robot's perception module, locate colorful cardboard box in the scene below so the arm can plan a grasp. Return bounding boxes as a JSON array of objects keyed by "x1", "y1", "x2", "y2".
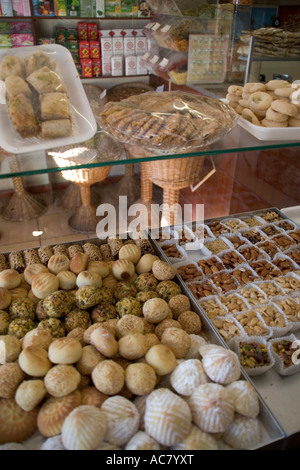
[{"x1": 66, "y1": 0, "x2": 79, "y2": 17}]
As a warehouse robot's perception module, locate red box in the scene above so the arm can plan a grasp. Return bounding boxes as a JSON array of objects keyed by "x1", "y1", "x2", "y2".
[
  {"x1": 78, "y1": 22, "x2": 88, "y2": 41},
  {"x1": 81, "y1": 59, "x2": 93, "y2": 77},
  {"x1": 79, "y1": 41, "x2": 90, "y2": 59},
  {"x1": 92, "y1": 59, "x2": 101, "y2": 77},
  {"x1": 89, "y1": 41, "x2": 100, "y2": 58},
  {"x1": 87, "y1": 23, "x2": 98, "y2": 41}
]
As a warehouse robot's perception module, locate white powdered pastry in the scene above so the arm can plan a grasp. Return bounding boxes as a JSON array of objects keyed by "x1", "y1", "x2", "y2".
[
  {"x1": 0, "y1": 442, "x2": 27, "y2": 450},
  {"x1": 199, "y1": 344, "x2": 241, "y2": 384},
  {"x1": 133, "y1": 395, "x2": 148, "y2": 431},
  {"x1": 125, "y1": 431, "x2": 161, "y2": 450},
  {"x1": 40, "y1": 434, "x2": 65, "y2": 450},
  {"x1": 23, "y1": 430, "x2": 46, "y2": 450},
  {"x1": 101, "y1": 396, "x2": 140, "y2": 447},
  {"x1": 170, "y1": 359, "x2": 209, "y2": 396},
  {"x1": 184, "y1": 334, "x2": 207, "y2": 359},
  {"x1": 172, "y1": 425, "x2": 219, "y2": 450},
  {"x1": 188, "y1": 383, "x2": 234, "y2": 433},
  {"x1": 62, "y1": 405, "x2": 107, "y2": 450},
  {"x1": 144, "y1": 388, "x2": 192, "y2": 447},
  {"x1": 223, "y1": 415, "x2": 261, "y2": 450},
  {"x1": 226, "y1": 380, "x2": 260, "y2": 418}
]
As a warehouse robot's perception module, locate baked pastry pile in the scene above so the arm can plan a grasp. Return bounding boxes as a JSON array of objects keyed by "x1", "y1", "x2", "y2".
[
  {"x1": 0, "y1": 236, "x2": 262, "y2": 450},
  {"x1": 0, "y1": 51, "x2": 71, "y2": 139},
  {"x1": 226, "y1": 80, "x2": 300, "y2": 128},
  {"x1": 99, "y1": 91, "x2": 238, "y2": 153}
]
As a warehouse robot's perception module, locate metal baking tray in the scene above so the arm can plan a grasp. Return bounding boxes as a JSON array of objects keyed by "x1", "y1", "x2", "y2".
[{"x1": 2, "y1": 226, "x2": 286, "y2": 450}]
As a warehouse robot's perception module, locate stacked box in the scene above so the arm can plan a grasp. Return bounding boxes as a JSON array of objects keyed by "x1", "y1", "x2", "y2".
[
  {"x1": 12, "y1": 0, "x2": 31, "y2": 16},
  {"x1": 66, "y1": 0, "x2": 79, "y2": 17},
  {"x1": 0, "y1": 0, "x2": 13, "y2": 16},
  {"x1": 32, "y1": 0, "x2": 56, "y2": 16}
]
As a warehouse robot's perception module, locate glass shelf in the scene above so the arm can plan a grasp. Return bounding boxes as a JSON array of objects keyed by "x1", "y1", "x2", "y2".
[{"x1": 0, "y1": 124, "x2": 299, "y2": 180}]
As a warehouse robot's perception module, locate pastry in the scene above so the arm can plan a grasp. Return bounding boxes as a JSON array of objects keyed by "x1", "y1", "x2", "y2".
[
  {"x1": 185, "y1": 334, "x2": 207, "y2": 359},
  {"x1": 82, "y1": 243, "x2": 102, "y2": 261},
  {"x1": 67, "y1": 327, "x2": 86, "y2": 345},
  {"x1": 101, "y1": 395, "x2": 140, "y2": 447},
  {"x1": 115, "y1": 296, "x2": 142, "y2": 318},
  {"x1": 168, "y1": 294, "x2": 191, "y2": 319},
  {"x1": 62, "y1": 405, "x2": 107, "y2": 450},
  {"x1": 76, "y1": 271, "x2": 102, "y2": 288},
  {"x1": 40, "y1": 434, "x2": 65, "y2": 450},
  {"x1": 31, "y1": 273, "x2": 60, "y2": 299},
  {"x1": 113, "y1": 281, "x2": 137, "y2": 301},
  {"x1": 23, "y1": 264, "x2": 48, "y2": 285},
  {"x1": 173, "y1": 425, "x2": 218, "y2": 450},
  {"x1": 90, "y1": 326, "x2": 118, "y2": 358},
  {"x1": 0, "y1": 287, "x2": 11, "y2": 310},
  {"x1": 161, "y1": 327, "x2": 191, "y2": 359},
  {"x1": 199, "y1": 344, "x2": 241, "y2": 385},
  {"x1": 56, "y1": 270, "x2": 77, "y2": 290},
  {"x1": 118, "y1": 333, "x2": 147, "y2": 360},
  {"x1": 135, "y1": 273, "x2": 158, "y2": 292},
  {"x1": 80, "y1": 386, "x2": 108, "y2": 408},
  {"x1": 0, "y1": 362, "x2": 25, "y2": 398},
  {"x1": 135, "y1": 254, "x2": 159, "y2": 274},
  {"x1": 48, "y1": 337, "x2": 82, "y2": 365},
  {"x1": 9, "y1": 287, "x2": 28, "y2": 301},
  {"x1": 8, "y1": 252, "x2": 25, "y2": 273},
  {"x1": 226, "y1": 380, "x2": 260, "y2": 418},
  {"x1": 8, "y1": 93, "x2": 39, "y2": 137},
  {"x1": 0, "y1": 398, "x2": 38, "y2": 444},
  {"x1": 115, "y1": 314, "x2": 144, "y2": 338},
  {"x1": 15, "y1": 379, "x2": 47, "y2": 412},
  {"x1": 125, "y1": 363, "x2": 157, "y2": 396},
  {"x1": 44, "y1": 364, "x2": 81, "y2": 397},
  {"x1": 75, "y1": 286, "x2": 103, "y2": 310},
  {"x1": 22, "y1": 328, "x2": 53, "y2": 351},
  {"x1": 144, "y1": 388, "x2": 192, "y2": 447},
  {"x1": 40, "y1": 92, "x2": 69, "y2": 120},
  {"x1": 156, "y1": 280, "x2": 182, "y2": 302},
  {"x1": 223, "y1": 415, "x2": 261, "y2": 450},
  {"x1": 47, "y1": 254, "x2": 70, "y2": 275},
  {"x1": 143, "y1": 298, "x2": 171, "y2": 324},
  {"x1": 92, "y1": 360, "x2": 125, "y2": 395},
  {"x1": 87, "y1": 260, "x2": 110, "y2": 278},
  {"x1": 177, "y1": 311, "x2": 202, "y2": 335},
  {"x1": 18, "y1": 346, "x2": 52, "y2": 377},
  {"x1": 37, "y1": 390, "x2": 82, "y2": 437},
  {"x1": 154, "y1": 319, "x2": 182, "y2": 340},
  {"x1": 0, "y1": 311, "x2": 10, "y2": 335},
  {"x1": 9, "y1": 298, "x2": 36, "y2": 321},
  {"x1": 145, "y1": 344, "x2": 177, "y2": 375},
  {"x1": 125, "y1": 430, "x2": 161, "y2": 450},
  {"x1": 8, "y1": 318, "x2": 35, "y2": 339},
  {"x1": 91, "y1": 302, "x2": 117, "y2": 324},
  {"x1": 152, "y1": 260, "x2": 177, "y2": 281},
  {"x1": 43, "y1": 290, "x2": 73, "y2": 318},
  {"x1": 170, "y1": 359, "x2": 209, "y2": 396},
  {"x1": 37, "y1": 318, "x2": 65, "y2": 338},
  {"x1": 76, "y1": 345, "x2": 104, "y2": 375},
  {"x1": 0, "y1": 269, "x2": 22, "y2": 290},
  {"x1": 0, "y1": 335, "x2": 21, "y2": 364},
  {"x1": 112, "y1": 259, "x2": 135, "y2": 281},
  {"x1": 64, "y1": 308, "x2": 91, "y2": 333},
  {"x1": 0, "y1": 55, "x2": 26, "y2": 81},
  {"x1": 69, "y1": 252, "x2": 88, "y2": 275},
  {"x1": 119, "y1": 244, "x2": 141, "y2": 264},
  {"x1": 38, "y1": 246, "x2": 53, "y2": 266}
]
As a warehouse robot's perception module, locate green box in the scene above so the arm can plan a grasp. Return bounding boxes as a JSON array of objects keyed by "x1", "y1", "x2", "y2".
[
  {"x1": 80, "y1": 0, "x2": 95, "y2": 17},
  {"x1": 0, "y1": 34, "x2": 12, "y2": 47},
  {"x1": 0, "y1": 22, "x2": 10, "y2": 34},
  {"x1": 121, "y1": 0, "x2": 138, "y2": 17},
  {"x1": 104, "y1": 0, "x2": 121, "y2": 17},
  {"x1": 66, "y1": 0, "x2": 80, "y2": 17},
  {"x1": 54, "y1": 0, "x2": 67, "y2": 16}
]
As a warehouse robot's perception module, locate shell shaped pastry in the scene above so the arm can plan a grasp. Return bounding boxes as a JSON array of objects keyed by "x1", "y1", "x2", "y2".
[
  {"x1": 199, "y1": 344, "x2": 241, "y2": 385},
  {"x1": 144, "y1": 388, "x2": 192, "y2": 447},
  {"x1": 188, "y1": 383, "x2": 234, "y2": 433},
  {"x1": 0, "y1": 398, "x2": 38, "y2": 444},
  {"x1": 133, "y1": 395, "x2": 148, "y2": 431},
  {"x1": 170, "y1": 359, "x2": 209, "y2": 396},
  {"x1": 101, "y1": 396, "x2": 140, "y2": 447},
  {"x1": 125, "y1": 431, "x2": 161, "y2": 450},
  {"x1": 61, "y1": 405, "x2": 107, "y2": 450},
  {"x1": 226, "y1": 380, "x2": 260, "y2": 418},
  {"x1": 172, "y1": 425, "x2": 219, "y2": 450},
  {"x1": 185, "y1": 334, "x2": 207, "y2": 359},
  {"x1": 37, "y1": 390, "x2": 82, "y2": 437},
  {"x1": 223, "y1": 415, "x2": 261, "y2": 450}
]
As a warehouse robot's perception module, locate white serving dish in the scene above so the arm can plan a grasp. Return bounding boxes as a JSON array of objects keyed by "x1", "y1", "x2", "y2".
[
  {"x1": 238, "y1": 115, "x2": 300, "y2": 142},
  {"x1": 0, "y1": 44, "x2": 97, "y2": 154}
]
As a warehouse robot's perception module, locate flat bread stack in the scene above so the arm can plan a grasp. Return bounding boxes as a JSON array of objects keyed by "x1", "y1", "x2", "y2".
[{"x1": 238, "y1": 27, "x2": 300, "y2": 58}]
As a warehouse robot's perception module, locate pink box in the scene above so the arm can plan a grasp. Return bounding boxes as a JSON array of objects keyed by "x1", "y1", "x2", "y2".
[
  {"x1": 125, "y1": 55, "x2": 137, "y2": 75},
  {"x1": 135, "y1": 36, "x2": 147, "y2": 55},
  {"x1": 11, "y1": 33, "x2": 34, "y2": 46},
  {"x1": 111, "y1": 55, "x2": 123, "y2": 76},
  {"x1": 101, "y1": 56, "x2": 111, "y2": 76},
  {"x1": 100, "y1": 37, "x2": 113, "y2": 57},
  {"x1": 112, "y1": 36, "x2": 123, "y2": 56},
  {"x1": 136, "y1": 54, "x2": 147, "y2": 75},
  {"x1": 124, "y1": 36, "x2": 135, "y2": 56}
]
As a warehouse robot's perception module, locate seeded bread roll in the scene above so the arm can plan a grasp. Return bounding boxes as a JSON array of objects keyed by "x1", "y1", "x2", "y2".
[
  {"x1": 0, "y1": 362, "x2": 25, "y2": 398},
  {"x1": 23, "y1": 249, "x2": 40, "y2": 266},
  {"x1": 38, "y1": 246, "x2": 54, "y2": 266},
  {"x1": 44, "y1": 364, "x2": 81, "y2": 397},
  {"x1": 8, "y1": 251, "x2": 25, "y2": 273},
  {"x1": 99, "y1": 244, "x2": 113, "y2": 261},
  {"x1": 83, "y1": 243, "x2": 102, "y2": 261}
]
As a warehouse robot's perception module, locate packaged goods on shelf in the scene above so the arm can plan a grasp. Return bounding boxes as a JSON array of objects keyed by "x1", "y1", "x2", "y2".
[
  {"x1": 11, "y1": 0, "x2": 31, "y2": 16},
  {"x1": 54, "y1": 0, "x2": 66, "y2": 16},
  {"x1": 66, "y1": 0, "x2": 79, "y2": 17},
  {"x1": 104, "y1": 0, "x2": 121, "y2": 17},
  {"x1": 9, "y1": 20, "x2": 33, "y2": 33},
  {"x1": 111, "y1": 55, "x2": 123, "y2": 76},
  {"x1": 0, "y1": 0, "x2": 13, "y2": 16},
  {"x1": 0, "y1": 20, "x2": 10, "y2": 32},
  {"x1": 95, "y1": 0, "x2": 104, "y2": 17},
  {"x1": 10, "y1": 32, "x2": 34, "y2": 46},
  {"x1": 138, "y1": 0, "x2": 150, "y2": 18},
  {"x1": 80, "y1": 0, "x2": 95, "y2": 18},
  {"x1": 32, "y1": 0, "x2": 56, "y2": 16},
  {"x1": 0, "y1": 33, "x2": 11, "y2": 47}
]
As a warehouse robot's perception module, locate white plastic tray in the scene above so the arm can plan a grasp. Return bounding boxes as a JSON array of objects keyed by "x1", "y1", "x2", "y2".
[
  {"x1": 0, "y1": 44, "x2": 97, "y2": 154},
  {"x1": 238, "y1": 115, "x2": 300, "y2": 142}
]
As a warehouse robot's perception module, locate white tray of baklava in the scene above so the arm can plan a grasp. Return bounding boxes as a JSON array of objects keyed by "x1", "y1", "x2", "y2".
[{"x1": 0, "y1": 44, "x2": 97, "y2": 154}]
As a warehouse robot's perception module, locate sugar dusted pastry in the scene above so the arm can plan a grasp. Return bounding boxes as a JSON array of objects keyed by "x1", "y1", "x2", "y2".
[
  {"x1": 185, "y1": 334, "x2": 207, "y2": 360},
  {"x1": 0, "y1": 442, "x2": 28, "y2": 450},
  {"x1": 119, "y1": 244, "x2": 141, "y2": 264},
  {"x1": 125, "y1": 363, "x2": 157, "y2": 396},
  {"x1": 92, "y1": 360, "x2": 125, "y2": 395},
  {"x1": 188, "y1": 383, "x2": 234, "y2": 433},
  {"x1": 152, "y1": 260, "x2": 177, "y2": 281},
  {"x1": 145, "y1": 388, "x2": 192, "y2": 447},
  {"x1": 40, "y1": 434, "x2": 65, "y2": 450},
  {"x1": 145, "y1": 344, "x2": 177, "y2": 375},
  {"x1": 0, "y1": 335, "x2": 21, "y2": 363},
  {"x1": 168, "y1": 294, "x2": 191, "y2": 319},
  {"x1": 56, "y1": 270, "x2": 77, "y2": 290},
  {"x1": 37, "y1": 390, "x2": 81, "y2": 437},
  {"x1": 223, "y1": 415, "x2": 261, "y2": 450},
  {"x1": 112, "y1": 259, "x2": 135, "y2": 281},
  {"x1": 18, "y1": 346, "x2": 52, "y2": 377},
  {"x1": 47, "y1": 254, "x2": 70, "y2": 275},
  {"x1": 62, "y1": 405, "x2": 107, "y2": 450},
  {"x1": 116, "y1": 314, "x2": 144, "y2": 338},
  {"x1": 125, "y1": 430, "x2": 161, "y2": 450},
  {"x1": 0, "y1": 398, "x2": 38, "y2": 444},
  {"x1": 0, "y1": 287, "x2": 11, "y2": 310},
  {"x1": 24, "y1": 263, "x2": 49, "y2": 285},
  {"x1": 170, "y1": 359, "x2": 209, "y2": 396},
  {"x1": 118, "y1": 333, "x2": 147, "y2": 360},
  {"x1": 15, "y1": 379, "x2": 46, "y2": 412},
  {"x1": 76, "y1": 345, "x2": 104, "y2": 376},
  {"x1": 172, "y1": 425, "x2": 218, "y2": 450},
  {"x1": 177, "y1": 311, "x2": 202, "y2": 335},
  {"x1": 0, "y1": 269, "x2": 22, "y2": 290},
  {"x1": 101, "y1": 396, "x2": 140, "y2": 447},
  {"x1": 81, "y1": 386, "x2": 108, "y2": 408},
  {"x1": 0, "y1": 362, "x2": 25, "y2": 398},
  {"x1": 143, "y1": 298, "x2": 171, "y2": 324},
  {"x1": 226, "y1": 380, "x2": 260, "y2": 418},
  {"x1": 48, "y1": 337, "x2": 82, "y2": 365},
  {"x1": 44, "y1": 364, "x2": 81, "y2": 397},
  {"x1": 31, "y1": 272, "x2": 60, "y2": 299},
  {"x1": 199, "y1": 344, "x2": 241, "y2": 385},
  {"x1": 161, "y1": 327, "x2": 191, "y2": 359}
]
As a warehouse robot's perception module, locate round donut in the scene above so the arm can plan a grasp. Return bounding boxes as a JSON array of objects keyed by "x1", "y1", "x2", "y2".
[
  {"x1": 243, "y1": 82, "x2": 265, "y2": 94},
  {"x1": 238, "y1": 98, "x2": 251, "y2": 108},
  {"x1": 249, "y1": 92, "x2": 273, "y2": 112},
  {"x1": 261, "y1": 118, "x2": 288, "y2": 128},
  {"x1": 271, "y1": 99, "x2": 298, "y2": 117},
  {"x1": 273, "y1": 87, "x2": 293, "y2": 98},
  {"x1": 266, "y1": 79, "x2": 290, "y2": 91},
  {"x1": 242, "y1": 92, "x2": 252, "y2": 100},
  {"x1": 226, "y1": 93, "x2": 241, "y2": 103},
  {"x1": 265, "y1": 107, "x2": 288, "y2": 123},
  {"x1": 288, "y1": 117, "x2": 300, "y2": 128},
  {"x1": 228, "y1": 85, "x2": 243, "y2": 96},
  {"x1": 241, "y1": 108, "x2": 260, "y2": 126}
]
